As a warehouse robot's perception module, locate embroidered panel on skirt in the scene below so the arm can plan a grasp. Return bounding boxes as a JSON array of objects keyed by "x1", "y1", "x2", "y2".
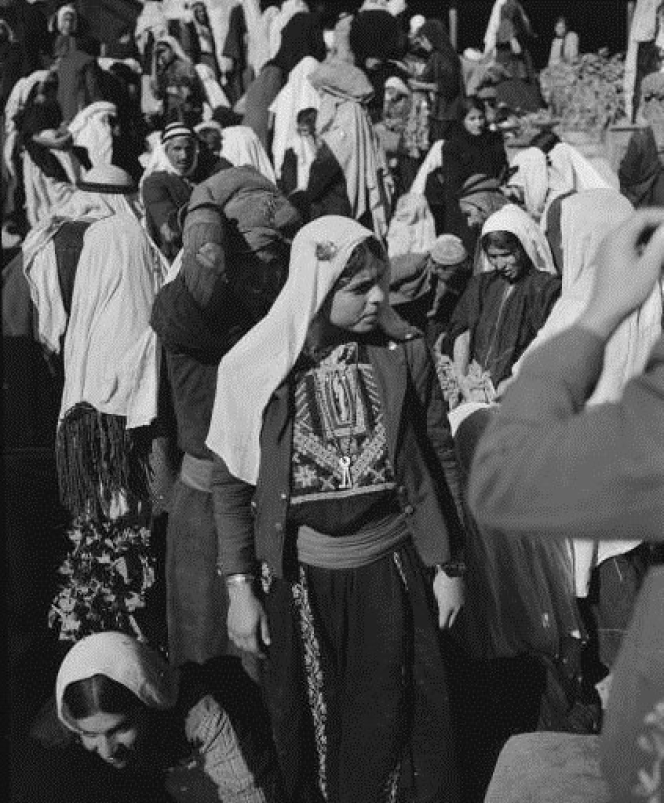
[{"x1": 290, "y1": 343, "x2": 396, "y2": 504}]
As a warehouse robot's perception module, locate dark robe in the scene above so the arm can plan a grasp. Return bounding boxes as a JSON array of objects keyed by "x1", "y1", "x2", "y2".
[
  {"x1": 425, "y1": 124, "x2": 507, "y2": 245},
  {"x1": 619, "y1": 126, "x2": 664, "y2": 208},
  {"x1": 445, "y1": 268, "x2": 562, "y2": 386},
  {"x1": 286, "y1": 141, "x2": 352, "y2": 223}
]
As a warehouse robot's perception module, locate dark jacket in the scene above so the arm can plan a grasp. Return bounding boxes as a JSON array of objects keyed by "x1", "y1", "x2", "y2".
[{"x1": 211, "y1": 332, "x2": 464, "y2": 579}]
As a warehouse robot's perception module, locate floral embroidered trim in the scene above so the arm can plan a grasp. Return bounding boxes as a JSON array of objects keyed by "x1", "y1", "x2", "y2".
[{"x1": 292, "y1": 567, "x2": 328, "y2": 800}]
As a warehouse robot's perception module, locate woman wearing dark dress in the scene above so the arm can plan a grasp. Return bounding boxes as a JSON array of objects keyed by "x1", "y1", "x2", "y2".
[{"x1": 425, "y1": 96, "x2": 507, "y2": 245}]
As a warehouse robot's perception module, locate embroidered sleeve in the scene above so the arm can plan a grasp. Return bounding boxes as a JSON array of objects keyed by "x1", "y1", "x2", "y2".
[{"x1": 185, "y1": 695, "x2": 270, "y2": 803}]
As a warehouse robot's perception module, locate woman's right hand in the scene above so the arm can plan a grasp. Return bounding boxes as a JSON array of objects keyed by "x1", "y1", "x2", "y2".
[{"x1": 227, "y1": 584, "x2": 271, "y2": 659}]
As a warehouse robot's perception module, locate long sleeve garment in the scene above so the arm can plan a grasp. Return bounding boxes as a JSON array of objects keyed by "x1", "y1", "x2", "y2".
[
  {"x1": 468, "y1": 325, "x2": 664, "y2": 540},
  {"x1": 211, "y1": 333, "x2": 465, "y2": 578},
  {"x1": 445, "y1": 270, "x2": 562, "y2": 386}
]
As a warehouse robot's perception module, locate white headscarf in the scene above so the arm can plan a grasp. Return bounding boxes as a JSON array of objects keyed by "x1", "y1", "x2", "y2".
[
  {"x1": 56, "y1": 632, "x2": 178, "y2": 733},
  {"x1": 135, "y1": 1, "x2": 169, "y2": 54},
  {"x1": 479, "y1": 203, "x2": 557, "y2": 274},
  {"x1": 270, "y1": 56, "x2": 321, "y2": 179},
  {"x1": 154, "y1": 34, "x2": 192, "y2": 66},
  {"x1": 68, "y1": 102, "x2": 117, "y2": 169},
  {"x1": 548, "y1": 142, "x2": 618, "y2": 193},
  {"x1": 56, "y1": 4, "x2": 77, "y2": 33},
  {"x1": 220, "y1": 125, "x2": 277, "y2": 183},
  {"x1": 508, "y1": 147, "x2": 550, "y2": 220},
  {"x1": 206, "y1": 216, "x2": 379, "y2": 483},
  {"x1": 483, "y1": 0, "x2": 508, "y2": 55},
  {"x1": 511, "y1": 189, "x2": 663, "y2": 595},
  {"x1": 23, "y1": 185, "x2": 147, "y2": 354},
  {"x1": 59, "y1": 212, "x2": 167, "y2": 428}
]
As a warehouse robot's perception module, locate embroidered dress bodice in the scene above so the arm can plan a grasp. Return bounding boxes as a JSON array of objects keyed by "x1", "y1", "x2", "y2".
[{"x1": 288, "y1": 341, "x2": 400, "y2": 535}]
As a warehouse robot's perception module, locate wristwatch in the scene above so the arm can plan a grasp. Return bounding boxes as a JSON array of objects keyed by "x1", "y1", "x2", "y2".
[{"x1": 434, "y1": 561, "x2": 467, "y2": 578}]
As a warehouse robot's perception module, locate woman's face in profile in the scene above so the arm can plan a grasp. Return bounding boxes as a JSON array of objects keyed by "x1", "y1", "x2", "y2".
[
  {"x1": 75, "y1": 708, "x2": 148, "y2": 770},
  {"x1": 327, "y1": 252, "x2": 387, "y2": 334}
]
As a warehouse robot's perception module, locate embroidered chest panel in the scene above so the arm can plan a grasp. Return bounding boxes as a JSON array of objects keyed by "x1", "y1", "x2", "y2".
[{"x1": 290, "y1": 343, "x2": 396, "y2": 503}]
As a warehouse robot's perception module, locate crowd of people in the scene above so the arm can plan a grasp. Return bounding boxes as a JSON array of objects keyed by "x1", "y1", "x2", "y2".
[{"x1": 2, "y1": 1, "x2": 664, "y2": 803}]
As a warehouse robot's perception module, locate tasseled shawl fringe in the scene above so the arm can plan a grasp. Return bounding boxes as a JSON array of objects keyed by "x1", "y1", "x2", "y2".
[{"x1": 56, "y1": 403, "x2": 154, "y2": 520}]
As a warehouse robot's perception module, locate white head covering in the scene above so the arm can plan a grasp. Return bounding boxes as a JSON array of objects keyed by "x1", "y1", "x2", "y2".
[
  {"x1": 56, "y1": 4, "x2": 77, "y2": 33},
  {"x1": 220, "y1": 125, "x2": 277, "y2": 183},
  {"x1": 56, "y1": 632, "x2": 178, "y2": 732},
  {"x1": 207, "y1": 216, "x2": 380, "y2": 483},
  {"x1": 154, "y1": 34, "x2": 192, "y2": 65},
  {"x1": 548, "y1": 142, "x2": 618, "y2": 193},
  {"x1": 135, "y1": 1, "x2": 169, "y2": 55},
  {"x1": 479, "y1": 203, "x2": 557, "y2": 274},
  {"x1": 483, "y1": 0, "x2": 508, "y2": 54},
  {"x1": 409, "y1": 14, "x2": 425, "y2": 35},
  {"x1": 270, "y1": 56, "x2": 321, "y2": 179},
  {"x1": 507, "y1": 147, "x2": 550, "y2": 220},
  {"x1": 68, "y1": 102, "x2": 117, "y2": 170},
  {"x1": 511, "y1": 189, "x2": 662, "y2": 595}
]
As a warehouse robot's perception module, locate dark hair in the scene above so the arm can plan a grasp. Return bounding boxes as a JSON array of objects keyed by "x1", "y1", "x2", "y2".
[
  {"x1": 336, "y1": 237, "x2": 387, "y2": 287},
  {"x1": 481, "y1": 230, "x2": 533, "y2": 269},
  {"x1": 296, "y1": 107, "x2": 318, "y2": 129},
  {"x1": 528, "y1": 129, "x2": 561, "y2": 154},
  {"x1": 63, "y1": 674, "x2": 146, "y2": 721},
  {"x1": 555, "y1": 15, "x2": 568, "y2": 26},
  {"x1": 460, "y1": 96, "x2": 486, "y2": 119}
]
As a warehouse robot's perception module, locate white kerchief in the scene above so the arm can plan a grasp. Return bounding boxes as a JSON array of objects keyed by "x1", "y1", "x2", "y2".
[
  {"x1": 56, "y1": 632, "x2": 178, "y2": 732},
  {"x1": 479, "y1": 203, "x2": 556, "y2": 274},
  {"x1": 206, "y1": 216, "x2": 376, "y2": 483}
]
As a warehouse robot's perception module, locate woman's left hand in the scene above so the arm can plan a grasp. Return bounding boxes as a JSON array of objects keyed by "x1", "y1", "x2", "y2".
[{"x1": 433, "y1": 572, "x2": 464, "y2": 629}]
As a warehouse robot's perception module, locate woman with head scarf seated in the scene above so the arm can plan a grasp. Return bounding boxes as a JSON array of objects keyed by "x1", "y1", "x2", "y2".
[
  {"x1": 141, "y1": 122, "x2": 231, "y2": 261},
  {"x1": 208, "y1": 215, "x2": 464, "y2": 803},
  {"x1": 27, "y1": 631, "x2": 282, "y2": 803}
]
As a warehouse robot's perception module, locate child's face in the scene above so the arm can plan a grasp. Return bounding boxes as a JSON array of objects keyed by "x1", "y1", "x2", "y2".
[
  {"x1": 297, "y1": 122, "x2": 316, "y2": 139},
  {"x1": 327, "y1": 253, "x2": 387, "y2": 333}
]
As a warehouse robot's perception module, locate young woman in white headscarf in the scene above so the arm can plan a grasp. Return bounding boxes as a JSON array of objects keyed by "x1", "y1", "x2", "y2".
[
  {"x1": 208, "y1": 216, "x2": 464, "y2": 803},
  {"x1": 33, "y1": 631, "x2": 282, "y2": 803}
]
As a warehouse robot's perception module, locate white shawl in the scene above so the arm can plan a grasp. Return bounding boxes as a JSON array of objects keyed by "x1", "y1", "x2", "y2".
[
  {"x1": 206, "y1": 216, "x2": 377, "y2": 483},
  {"x1": 220, "y1": 125, "x2": 277, "y2": 183},
  {"x1": 59, "y1": 213, "x2": 167, "y2": 428},
  {"x1": 479, "y1": 203, "x2": 557, "y2": 274},
  {"x1": 68, "y1": 101, "x2": 117, "y2": 169}
]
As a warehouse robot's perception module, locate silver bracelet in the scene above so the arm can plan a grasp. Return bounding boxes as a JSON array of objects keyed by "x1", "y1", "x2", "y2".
[{"x1": 224, "y1": 572, "x2": 256, "y2": 587}]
